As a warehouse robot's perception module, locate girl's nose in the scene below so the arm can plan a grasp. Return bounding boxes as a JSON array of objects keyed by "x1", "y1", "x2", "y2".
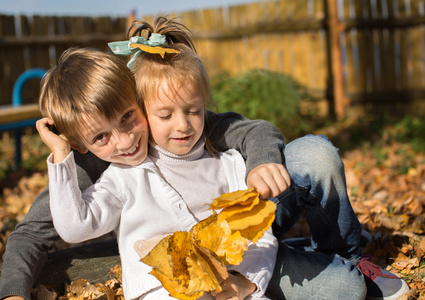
[{"x1": 176, "y1": 114, "x2": 190, "y2": 131}]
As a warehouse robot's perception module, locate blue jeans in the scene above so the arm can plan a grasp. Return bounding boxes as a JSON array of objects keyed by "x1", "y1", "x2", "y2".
[{"x1": 266, "y1": 135, "x2": 366, "y2": 299}]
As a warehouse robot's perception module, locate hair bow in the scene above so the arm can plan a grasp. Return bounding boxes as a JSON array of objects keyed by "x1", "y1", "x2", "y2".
[{"x1": 108, "y1": 34, "x2": 180, "y2": 69}]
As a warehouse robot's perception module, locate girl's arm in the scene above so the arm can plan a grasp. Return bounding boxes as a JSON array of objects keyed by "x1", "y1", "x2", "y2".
[{"x1": 215, "y1": 272, "x2": 256, "y2": 300}]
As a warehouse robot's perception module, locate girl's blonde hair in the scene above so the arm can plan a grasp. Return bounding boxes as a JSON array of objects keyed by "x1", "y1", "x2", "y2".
[
  {"x1": 39, "y1": 48, "x2": 139, "y2": 150},
  {"x1": 129, "y1": 17, "x2": 217, "y2": 155}
]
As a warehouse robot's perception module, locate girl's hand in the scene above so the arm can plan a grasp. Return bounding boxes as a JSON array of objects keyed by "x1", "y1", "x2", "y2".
[
  {"x1": 247, "y1": 163, "x2": 290, "y2": 199},
  {"x1": 36, "y1": 117, "x2": 71, "y2": 163},
  {"x1": 214, "y1": 272, "x2": 256, "y2": 300}
]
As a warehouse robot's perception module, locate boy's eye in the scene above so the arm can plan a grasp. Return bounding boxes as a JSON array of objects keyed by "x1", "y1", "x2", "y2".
[
  {"x1": 93, "y1": 134, "x2": 107, "y2": 143},
  {"x1": 122, "y1": 110, "x2": 133, "y2": 121},
  {"x1": 93, "y1": 133, "x2": 109, "y2": 145}
]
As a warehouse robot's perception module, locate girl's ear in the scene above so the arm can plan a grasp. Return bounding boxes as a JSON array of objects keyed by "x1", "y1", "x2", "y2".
[{"x1": 71, "y1": 144, "x2": 88, "y2": 154}]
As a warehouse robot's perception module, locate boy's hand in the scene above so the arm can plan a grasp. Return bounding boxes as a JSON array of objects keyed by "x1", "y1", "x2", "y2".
[
  {"x1": 36, "y1": 117, "x2": 71, "y2": 163},
  {"x1": 247, "y1": 163, "x2": 290, "y2": 199},
  {"x1": 3, "y1": 297, "x2": 25, "y2": 300},
  {"x1": 214, "y1": 272, "x2": 256, "y2": 300}
]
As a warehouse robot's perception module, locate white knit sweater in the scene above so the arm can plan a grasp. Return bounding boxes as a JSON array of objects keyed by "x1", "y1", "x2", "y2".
[{"x1": 48, "y1": 144, "x2": 277, "y2": 300}]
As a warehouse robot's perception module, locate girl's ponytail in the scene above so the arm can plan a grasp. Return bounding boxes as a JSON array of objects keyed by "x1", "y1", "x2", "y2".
[{"x1": 129, "y1": 17, "x2": 196, "y2": 53}]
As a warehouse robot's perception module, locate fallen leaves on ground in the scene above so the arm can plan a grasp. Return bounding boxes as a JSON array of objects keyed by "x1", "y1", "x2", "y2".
[
  {"x1": 1, "y1": 129, "x2": 425, "y2": 299},
  {"x1": 343, "y1": 140, "x2": 425, "y2": 298},
  {"x1": 32, "y1": 278, "x2": 124, "y2": 300},
  {"x1": 0, "y1": 172, "x2": 48, "y2": 258}
]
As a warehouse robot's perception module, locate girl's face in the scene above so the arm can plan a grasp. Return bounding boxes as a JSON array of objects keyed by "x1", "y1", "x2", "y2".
[
  {"x1": 77, "y1": 102, "x2": 149, "y2": 166},
  {"x1": 144, "y1": 82, "x2": 205, "y2": 155}
]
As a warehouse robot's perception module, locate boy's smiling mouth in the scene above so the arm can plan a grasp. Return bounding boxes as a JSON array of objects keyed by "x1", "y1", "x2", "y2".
[
  {"x1": 120, "y1": 141, "x2": 140, "y2": 157},
  {"x1": 124, "y1": 143, "x2": 139, "y2": 155}
]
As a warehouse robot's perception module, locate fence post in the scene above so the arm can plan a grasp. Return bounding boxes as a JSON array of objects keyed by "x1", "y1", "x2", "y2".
[
  {"x1": 126, "y1": 9, "x2": 136, "y2": 37},
  {"x1": 326, "y1": 0, "x2": 347, "y2": 119}
]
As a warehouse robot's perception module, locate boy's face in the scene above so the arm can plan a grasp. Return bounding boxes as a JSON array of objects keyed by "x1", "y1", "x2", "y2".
[
  {"x1": 144, "y1": 82, "x2": 205, "y2": 155},
  {"x1": 77, "y1": 103, "x2": 149, "y2": 166}
]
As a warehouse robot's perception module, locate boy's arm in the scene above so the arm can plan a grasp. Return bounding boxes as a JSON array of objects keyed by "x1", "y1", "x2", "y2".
[
  {"x1": 48, "y1": 152, "x2": 121, "y2": 243},
  {"x1": 207, "y1": 111, "x2": 290, "y2": 198},
  {"x1": 207, "y1": 111, "x2": 286, "y2": 172},
  {"x1": 0, "y1": 188, "x2": 57, "y2": 300},
  {"x1": 0, "y1": 151, "x2": 109, "y2": 300}
]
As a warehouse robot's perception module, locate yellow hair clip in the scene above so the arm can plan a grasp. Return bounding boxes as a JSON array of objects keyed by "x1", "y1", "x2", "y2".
[
  {"x1": 108, "y1": 34, "x2": 181, "y2": 69},
  {"x1": 129, "y1": 43, "x2": 180, "y2": 59}
]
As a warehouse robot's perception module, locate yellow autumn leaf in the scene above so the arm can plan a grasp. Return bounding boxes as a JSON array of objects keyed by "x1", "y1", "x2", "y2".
[
  {"x1": 192, "y1": 213, "x2": 249, "y2": 265},
  {"x1": 140, "y1": 218, "x2": 228, "y2": 299},
  {"x1": 217, "y1": 195, "x2": 261, "y2": 223},
  {"x1": 95, "y1": 284, "x2": 115, "y2": 300},
  {"x1": 191, "y1": 212, "x2": 221, "y2": 249},
  {"x1": 210, "y1": 187, "x2": 259, "y2": 209},
  {"x1": 192, "y1": 243, "x2": 229, "y2": 282},
  {"x1": 150, "y1": 268, "x2": 203, "y2": 300},
  {"x1": 214, "y1": 229, "x2": 249, "y2": 265},
  {"x1": 211, "y1": 188, "x2": 276, "y2": 242},
  {"x1": 140, "y1": 235, "x2": 175, "y2": 279},
  {"x1": 226, "y1": 200, "x2": 277, "y2": 230},
  {"x1": 141, "y1": 232, "x2": 205, "y2": 300},
  {"x1": 167, "y1": 231, "x2": 192, "y2": 279},
  {"x1": 238, "y1": 210, "x2": 276, "y2": 243},
  {"x1": 186, "y1": 244, "x2": 223, "y2": 294},
  {"x1": 129, "y1": 43, "x2": 180, "y2": 58}
]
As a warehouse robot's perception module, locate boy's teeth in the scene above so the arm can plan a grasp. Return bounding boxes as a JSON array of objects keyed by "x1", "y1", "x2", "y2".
[{"x1": 124, "y1": 143, "x2": 139, "y2": 155}]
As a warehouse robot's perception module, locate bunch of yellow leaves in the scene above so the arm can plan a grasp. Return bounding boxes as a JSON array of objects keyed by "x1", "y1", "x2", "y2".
[
  {"x1": 210, "y1": 187, "x2": 277, "y2": 243},
  {"x1": 138, "y1": 188, "x2": 276, "y2": 300}
]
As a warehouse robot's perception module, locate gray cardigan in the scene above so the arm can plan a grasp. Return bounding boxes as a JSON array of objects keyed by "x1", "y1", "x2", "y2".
[{"x1": 0, "y1": 111, "x2": 285, "y2": 300}]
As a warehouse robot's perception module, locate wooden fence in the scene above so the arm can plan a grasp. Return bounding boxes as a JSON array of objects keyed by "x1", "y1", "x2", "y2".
[
  {"x1": 1, "y1": 0, "x2": 425, "y2": 119},
  {"x1": 0, "y1": 15, "x2": 127, "y2": 106}
]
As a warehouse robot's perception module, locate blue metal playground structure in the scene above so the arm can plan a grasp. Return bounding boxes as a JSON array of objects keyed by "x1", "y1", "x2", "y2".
[{"x1": 0, "y1": 68, "x2": 46, "y2": 169}]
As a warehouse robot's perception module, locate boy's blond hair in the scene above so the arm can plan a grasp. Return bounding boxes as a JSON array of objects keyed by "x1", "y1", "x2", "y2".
[
  {"x1": 39, "y1": 47, "x2": 139, "y2": 150},
  {"x1": 129, "y1": 17, "x2": 216, "y2": 154}
]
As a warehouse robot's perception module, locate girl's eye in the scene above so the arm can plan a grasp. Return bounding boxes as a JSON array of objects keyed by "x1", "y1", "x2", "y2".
[
  {"x1": 159, "y1": 114, "x2": 171, "y2": 120},
  {"x1": 188, "y1": 110, "x2": 200, "y2": 115}
]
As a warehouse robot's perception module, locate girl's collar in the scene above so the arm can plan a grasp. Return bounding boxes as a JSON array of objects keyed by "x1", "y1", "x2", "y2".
[{"x1": 149, "y1": 139, "x2": 205, "y2": 162}]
